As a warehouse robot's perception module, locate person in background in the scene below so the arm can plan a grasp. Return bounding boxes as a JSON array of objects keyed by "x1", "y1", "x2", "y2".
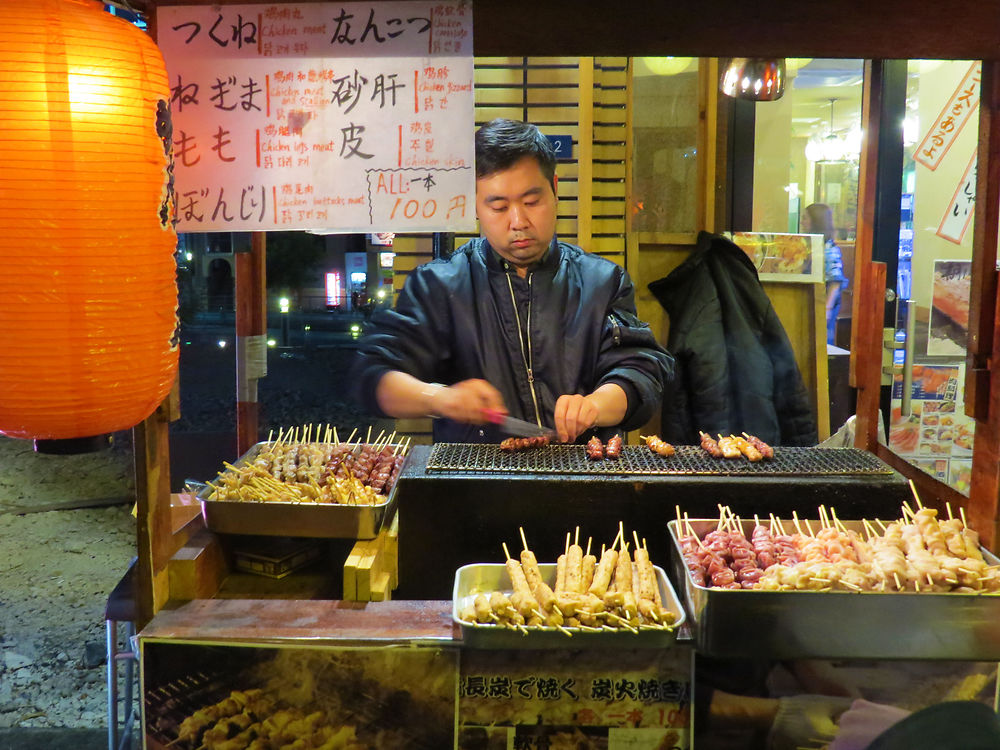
[
  {"x1": 803, "y1": 202, "x2": 848, "y2": 346},
  {"x1": 351, "y1": 118, "x2": 672, "y2": 444}
]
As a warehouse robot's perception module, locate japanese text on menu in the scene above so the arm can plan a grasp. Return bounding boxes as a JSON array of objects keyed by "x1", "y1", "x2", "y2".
[{"x1": 157, "y1": 2, "x2": 475, "y2": 233}]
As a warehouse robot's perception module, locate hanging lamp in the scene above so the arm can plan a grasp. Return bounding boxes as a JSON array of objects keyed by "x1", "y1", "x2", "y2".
[
  {"x1": 0, "y1": 0, "x2": 178, "y2": 446},
  {"x1": 805, "y1": 98, "x2": 856, "y2": 163},
  {"x1": 720, "y1": 58, "x2": 785, "y2": 101}
]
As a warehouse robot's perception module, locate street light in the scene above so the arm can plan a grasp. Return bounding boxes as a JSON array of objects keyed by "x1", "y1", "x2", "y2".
[{"x1": 279, "y1": 297, "x2": 290, "y2": 347}]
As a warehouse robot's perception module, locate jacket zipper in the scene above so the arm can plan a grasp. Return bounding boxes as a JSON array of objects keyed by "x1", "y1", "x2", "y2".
[{"x1": 506, "y1": 271, "x2": 543, "y2": 427}]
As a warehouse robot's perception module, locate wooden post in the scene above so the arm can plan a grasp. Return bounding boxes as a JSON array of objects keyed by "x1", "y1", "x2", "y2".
[
  {"x1": 967, "y1": 62, "x2": 1000, "y2": 549},
  {"x1": 133, "y1": 379, "x2": 180, "y2": 629},
  {"x1": 850, "y1": 60, "x2": 886, "y2": 451},
  {"x1": 966, "y1": 62, "x2": 1000, "y2": 422},
  {"x1": 236, "y1": 232, "x2": 267, "y2": 455},
  {"x1": 576, "y1": 57, "x2": 594, "y2": 250},
  {"x1": 696, "y1": 58, "x2": 719, "y2": 234}
]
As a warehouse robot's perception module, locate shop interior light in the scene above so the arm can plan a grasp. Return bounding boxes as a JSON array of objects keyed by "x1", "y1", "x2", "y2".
[
  {"x1": 784, "y1": 58, "x2": 813, "y2": 73},
  {"x1": 805, "y1": 98, "x2": 859, "y2": 163},
  {"x1": 720, "y1": 58, "x2": 785, "y2": 101},
  {"x1": 903, "y1": 114, "x2": 919, "y2": 146},
  {"x1": 638, "y1": 57, "x2": 694, "y2": 76}
]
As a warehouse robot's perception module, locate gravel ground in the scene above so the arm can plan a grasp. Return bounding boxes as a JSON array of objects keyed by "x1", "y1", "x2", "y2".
[
  {"x1": 0, "y1": 438, "x2": 136, "y2": 742},
  {"x1": 0, "y1": 336, "x2": 388, "y2": 744}
]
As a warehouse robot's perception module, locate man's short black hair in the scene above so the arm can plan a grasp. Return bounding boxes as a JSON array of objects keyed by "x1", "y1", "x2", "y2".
[{"x1": 475, "y1": 118, "x2": 557, "y2": 190}]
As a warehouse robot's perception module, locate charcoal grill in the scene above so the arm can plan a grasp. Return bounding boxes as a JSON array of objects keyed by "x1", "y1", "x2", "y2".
[
  {"x1": 426, "y1": 443, "x2": 891, "y2": 476},
  {"x1": 144, "y1": 667, "x2": 234, "y2": 749},
  {"x1": 394, "y1": 445, "x2": 911, "y2": 599}
]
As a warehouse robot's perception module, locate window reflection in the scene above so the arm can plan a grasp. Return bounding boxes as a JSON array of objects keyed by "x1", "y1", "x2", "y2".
[
  {"x1": 631, "y1": 58, "x2": 699, "y2": 234},
  {"x1": 887, "y1": 60, "x2": 978, "y2": 496}
]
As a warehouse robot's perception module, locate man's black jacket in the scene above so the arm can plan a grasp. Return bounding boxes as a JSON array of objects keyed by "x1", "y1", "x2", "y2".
[
  {"x1": 352, "y1": 237, "x2": 674, "y2": 443},
  {"x1": 648, "y1": 231, "x2": 818, "y2": 446}
]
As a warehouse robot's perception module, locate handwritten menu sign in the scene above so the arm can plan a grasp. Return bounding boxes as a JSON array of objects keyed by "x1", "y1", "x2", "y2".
[
  {"x1": 913, "y1": 61, "x2": 980, "y2": 172},
  {"x1": 156, "y1": 2, "x2": 475, "y2": 233}
]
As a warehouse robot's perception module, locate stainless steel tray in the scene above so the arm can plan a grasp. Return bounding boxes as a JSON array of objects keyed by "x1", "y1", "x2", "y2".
[
  {"x1": 453, "y1": 562, "x2": 686, "y2": 649},
  {"x1": 196, "y1": 442, "x2": 401, "y2": 540},
  {"x1": 668, "y1": 518, "x2": 1000, "y2": 660}
]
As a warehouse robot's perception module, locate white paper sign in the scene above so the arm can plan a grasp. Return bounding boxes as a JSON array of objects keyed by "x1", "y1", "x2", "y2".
[
  {"x1": 936, "y1": 151, "x2": 977, "y2": 245},
  {"x1": 157, "y1": 2, "x2": 475, "y2": 233},
  {"x1": 913, "y1": 61, "x2": 981, "y2": 172}
]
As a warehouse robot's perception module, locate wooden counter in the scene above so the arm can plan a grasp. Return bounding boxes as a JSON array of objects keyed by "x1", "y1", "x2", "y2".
[{"x1": 141, "y1": 598, "x2": 457, "y2": 644}]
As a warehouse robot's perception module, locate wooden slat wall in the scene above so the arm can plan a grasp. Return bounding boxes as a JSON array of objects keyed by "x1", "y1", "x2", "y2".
[
  {"x1": 590, "y1": 59, "x2": 628, "y2": 263},
  {"x1": 391, "y1": 57, "x2": 630, "y2": 443}
]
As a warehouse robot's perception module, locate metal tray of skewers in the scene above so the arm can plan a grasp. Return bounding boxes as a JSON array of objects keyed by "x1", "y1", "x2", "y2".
[
  {"x1": 195, "y1": 439, "x2": 406, "y2": 540},
  {"x1": 667, "y1": 515, "x2": 1000, "y2": 660},
  {"x1": 453, "y1": 563, "x2": 686, "y2": 649}
]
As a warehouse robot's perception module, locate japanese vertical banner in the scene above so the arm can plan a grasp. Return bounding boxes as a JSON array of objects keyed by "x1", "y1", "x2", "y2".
[
  {"x1": 912, "y1": 61, "x2": 980, "y2": 172},
  {"x1": 156, "y1": 2, "x2": 475, "y2": 233},
  {"x1": 936, "y1": 151, "x2": 977, "y2": 244}
]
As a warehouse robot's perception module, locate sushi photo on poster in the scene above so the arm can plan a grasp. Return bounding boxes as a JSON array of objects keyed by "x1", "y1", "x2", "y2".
[{"x1": 928, "y1": 260, "x2": 972, "y2": 356}]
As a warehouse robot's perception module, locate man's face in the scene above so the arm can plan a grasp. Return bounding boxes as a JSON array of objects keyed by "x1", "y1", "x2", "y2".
[{"x1": 475, "y1": 155, "x2": 557, "y2": 272}]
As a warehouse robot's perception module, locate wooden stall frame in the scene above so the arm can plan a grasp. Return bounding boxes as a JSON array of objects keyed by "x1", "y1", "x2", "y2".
[{"x1": 136, "y1": 0, "x2": 1000, "y2": 618}]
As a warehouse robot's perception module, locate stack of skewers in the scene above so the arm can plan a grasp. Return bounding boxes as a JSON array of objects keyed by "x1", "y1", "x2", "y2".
[
  {"x1": 676, "y1": 488, "x2": 1000, "y2": 593},
  {"x1": 458, "y1": 525, "x2": 677, "y2": 637},
  {"x1": 205, "y1": 425, "x2": 410, "y2": 507}
]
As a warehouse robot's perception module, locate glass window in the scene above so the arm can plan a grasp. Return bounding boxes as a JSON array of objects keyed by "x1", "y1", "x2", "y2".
[
  {"x1": 887, "y1": 60, "x2": 979, "y2": 496},
  {"x1": 751, "y1": 59, "x2": 864, "y2": 349},
  {"x1": 631, "y1": 58, "x2": 699, "y2": 235}
]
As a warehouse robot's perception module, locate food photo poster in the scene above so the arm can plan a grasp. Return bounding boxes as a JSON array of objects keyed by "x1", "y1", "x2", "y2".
[
  {"x1": 928, "y1": 260, "x2": 972, "y2": 356},
  {"x1": 889, "y1": 363, "x2": 972, "y2": 495},
  {"x1": 726, "y1": 232, "x2": 824, "y2": 283}
]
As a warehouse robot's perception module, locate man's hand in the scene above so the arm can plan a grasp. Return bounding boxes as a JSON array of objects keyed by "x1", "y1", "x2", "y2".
[
  {"x1": 767, "y1": 695, "x2": 852, "y2": 750},
  {"x1": 828, "y1": 699, "x2": 910, "y2": 750},
  {"x1": 375, "y1": 371, "x2": 505, "y2": 421},
  {"x1": 430, "y1": 379, "x2": 506, "y2": 424},
  {"x1": 554, "y1": 394, "x2": 599, "y2": 443},
  {"x1": 553, "y1": 383, "x2": 628, "y2": 443}
]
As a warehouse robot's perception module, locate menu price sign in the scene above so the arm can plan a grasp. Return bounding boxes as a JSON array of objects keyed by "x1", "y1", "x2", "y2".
[{"x1": 157, "y1": 2, "x2": 475, "y2": 233}]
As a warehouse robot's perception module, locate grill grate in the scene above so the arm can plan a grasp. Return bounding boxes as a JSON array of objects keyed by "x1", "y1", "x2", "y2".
[
  {"x1": 145, "y1": 670, "x2": 232, "y2": 747},
  {"x1": 425, "y1": 444, "x2": 892, "y2": 476}
]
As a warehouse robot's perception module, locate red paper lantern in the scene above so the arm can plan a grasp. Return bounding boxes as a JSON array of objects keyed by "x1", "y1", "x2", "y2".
[{"x1": 0, "y1": 0, "x2": 178, "y2": 441}]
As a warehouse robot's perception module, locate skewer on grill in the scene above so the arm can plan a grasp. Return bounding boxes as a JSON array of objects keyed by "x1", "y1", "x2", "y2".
[
  {"x1": 641, "y1": 434, "x2": 675, "y2": 456},
  {"x1": 499, "y1": 435, "x2": 551, "y2": 452},
  {"x1": 585, "y1": 436, "x2": 605, "y2": 460}
]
